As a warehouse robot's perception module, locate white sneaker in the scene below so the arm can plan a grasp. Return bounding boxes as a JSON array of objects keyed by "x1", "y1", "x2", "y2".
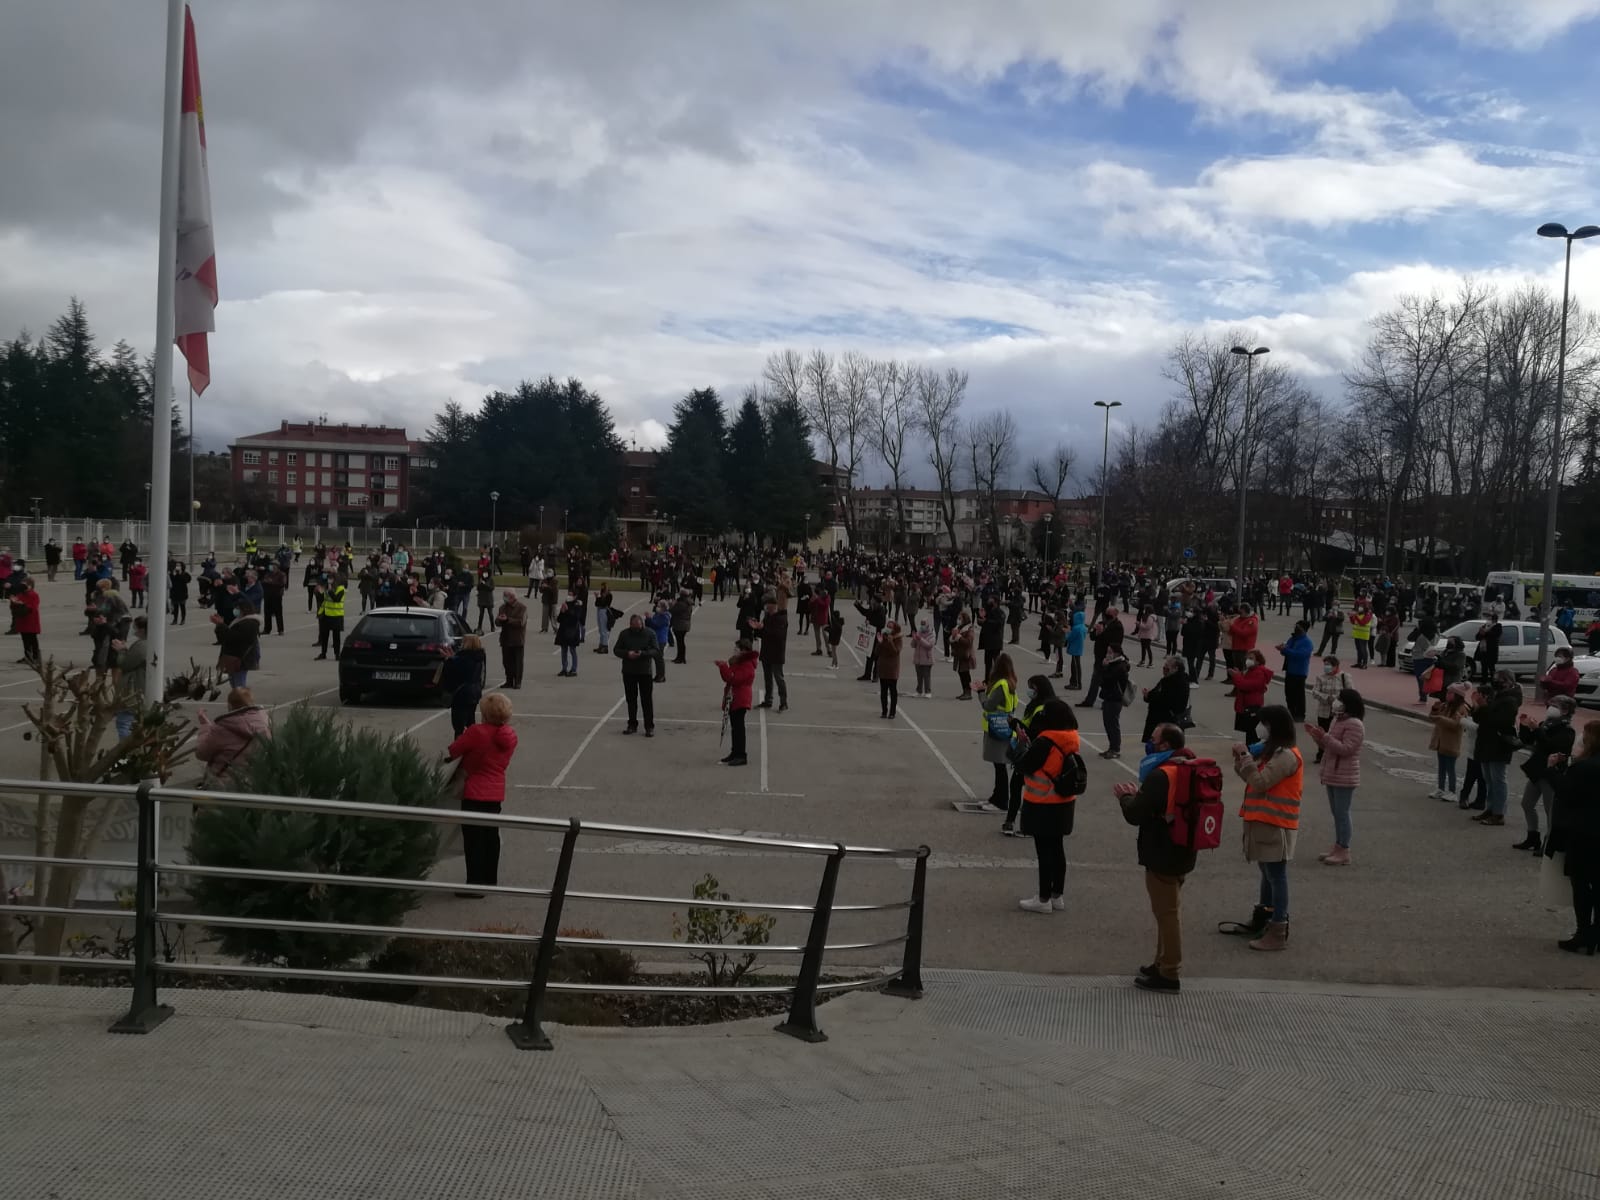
[
  {"x1": 1049, "y1": 895, "x2": 1066, "y2": 911},
  {"x1": 1018, "y1": 896, "x2": 1054, "y2": 914},
  {"x1": 1426, "y1": 788, "x2": 1442, "y2": 800}
]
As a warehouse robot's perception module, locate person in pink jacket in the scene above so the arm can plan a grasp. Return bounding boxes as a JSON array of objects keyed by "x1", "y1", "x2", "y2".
[
  {"x1": 195, "y1": 687, "x2": 271, "y2": 783},
  {"x1": 911, "y1": 619, "x2": 937, "y2": 696},
  {"x1": 1305, "y1": 689, "x2": 1365, "y2": 866}
]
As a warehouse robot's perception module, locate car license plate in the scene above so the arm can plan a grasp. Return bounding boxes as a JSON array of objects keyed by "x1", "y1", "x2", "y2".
[{"x1": 373, "y1": 671, "x2": 410, "y2": 681}]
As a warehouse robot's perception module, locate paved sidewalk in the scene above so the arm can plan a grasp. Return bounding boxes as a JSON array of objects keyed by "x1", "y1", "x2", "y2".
[{"x1": 3, "y1": 974, "x2": 1597, "y2": 1199}]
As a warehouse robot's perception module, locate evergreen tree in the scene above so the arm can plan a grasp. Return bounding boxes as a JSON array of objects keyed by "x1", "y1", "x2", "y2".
[
  {"x1": 724, "y1": 389, "x2": 769, "y2": 543},
  {"x1": 656, "y1": 387, "x2": 731, "y2": 535},
  {"x1": 761, "y1": 395, "x2": 825, "y2": 545}
]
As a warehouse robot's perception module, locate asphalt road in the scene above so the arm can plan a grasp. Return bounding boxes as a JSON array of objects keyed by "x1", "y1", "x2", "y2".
[{"x1": 2, "y1": 573, "x2": 1594, "y2": 991}]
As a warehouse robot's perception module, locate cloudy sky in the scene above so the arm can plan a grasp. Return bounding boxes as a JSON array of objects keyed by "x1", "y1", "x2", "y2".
[{"x1": 2, "y1": 1, "x2": 1599, "y2": 467}]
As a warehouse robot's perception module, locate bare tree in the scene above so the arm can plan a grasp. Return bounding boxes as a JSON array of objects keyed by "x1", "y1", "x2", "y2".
[
  {"x1": 1030, "y1": 443, "x2": 1076, "y2": 505},
  {"x1": 967, "y1": 410, "x2": 1018, "y2": 554},
  {"x1": 868, "y1": 358, "x2": 919, "y2": 545},
  {"x1": 914, "y1": 365, "x2": 967, "y2": 550}
]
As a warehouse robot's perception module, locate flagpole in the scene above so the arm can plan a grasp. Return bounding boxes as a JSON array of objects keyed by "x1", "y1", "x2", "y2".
[
  {"x1": 143, "y1": 0, "x2": 185, "y2": 706},
  {"x1": 187, "y1": 382, "x2": 195, "y2": 564}
]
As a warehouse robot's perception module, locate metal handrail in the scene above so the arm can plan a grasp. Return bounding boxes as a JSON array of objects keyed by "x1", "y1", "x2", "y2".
[{"x1": 0, "y1": 774, "x2": 932, "y2": 1048}]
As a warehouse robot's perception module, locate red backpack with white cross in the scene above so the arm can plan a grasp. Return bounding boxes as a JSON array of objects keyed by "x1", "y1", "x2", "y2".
[{"x1": 1166, "y1": 757, "x2": 1225, "y2": 851}]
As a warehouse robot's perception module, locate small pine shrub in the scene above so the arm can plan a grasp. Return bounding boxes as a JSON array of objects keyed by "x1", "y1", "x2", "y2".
[{"x1": 185, "y1": 704, "x2": 444, "y2": 969}]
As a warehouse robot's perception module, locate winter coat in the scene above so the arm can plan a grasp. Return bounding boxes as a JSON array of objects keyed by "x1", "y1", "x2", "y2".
[
  {"x1": 1143, "y1": 671, "x2": 1190, "y2": 731},
  {"x1": 1228, "y1": 613, "x2": 1259, "y2": 651},
  {"x1": 1518, "y1": 717, "x2": 1574, "y2": 781},
  {"x1": 876, "y1": 630, "x2": 904, "y2": 681},
  {"x1": 646, "y1": 609, "x2": 672, "y2": 646},
  {"x1": 1428, "y1": 702, "x2": 1466, "y2": 757},
  {"x1": 10, "y1": 589, "x2": 40, "y2": 635},
  {"x1": 911, "y1": 628, "x2": 936, "y2": 666},
  {"x1": 447, "y1": 721, "x2": 519, "y2": 803},
  {"x1": 195, "y1": 705, "x2": 271, "y2": 781},
  {"x1": 1541, "y1": 663, "x2": 1580, "y2": 700},
  {"x1": 1279, "y1": 632, "x2": 1313, "y2": 678},
  {"x1": 670, "y1": 597, "x2": 693, "y2": 634},
  {"x1": 1312, "y1": 668, "x2": 1351, "y2": 719},
  {"x1": 978, "y1": 605, "x2": 1005, "y2": 653},
  {"x1": 116, "y1": 639, "x2": 150, "y2": 701},
  {"x1": 717, "y1": 651, "x2": 759, "y2": 710},
  {"x1": 1228, "y1": 663, "x2": 1274, "y2": 712},
  {"x1": 612, "y1": 625, "x2": 660, "y2": 677},
  {"x1": 1547, "y1": 757, "x2": 1600, "y2": 874},
  {"x1": 1100, "y1": 655, "x2": 1131, "y2": 706},
  {"x1": 495, "y1": 597, "x2": 528, "y2": 647},
  {"x1": 1135, "y1": 614, "x2": 1158, "y2": 641},
  {"x1": 555, "y1": 602, "x2": 585, "y2": 647},
  {"x1": 1066, "y1": 611, "x2": 1088, "y2": 657},
  {"x1": 1313, "y1": 715, "x2": 1364, "y2": 787},
  {"x1": 217, "y1": 614, "x2": 262, "y2": 672},
  {"x1": 441, "y1": 647, "x2": 487, "y2": 698},
  {"x1": 1119, "y1": 746, "x2": 1199, "y2": 877},
  {"x1": 1470, "y1": 686, "x2": 1522, "y2": 763},
  {"x1": 950, "y1": 623, "x2": 976, "y2": 673},
  {"x1": 757, "y1": 609, "x2": 788, "y2": 664},
  {"x1": 1092, "y1": 615, "x2": 1125, "y2": 658}
]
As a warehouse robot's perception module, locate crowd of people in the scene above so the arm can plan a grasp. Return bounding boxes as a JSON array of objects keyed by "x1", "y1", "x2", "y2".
[{"x1": 7, "y1": 531, "x2": 1597, "y2": 975}]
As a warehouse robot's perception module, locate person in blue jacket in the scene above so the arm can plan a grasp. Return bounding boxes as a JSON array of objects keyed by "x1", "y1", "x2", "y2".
[
  {"x1": 646, "y1": 599, "x2": 673, "y2": 684},
  {"x1": 1276, "y1": 619, "x2": 1315, "y2": 722},
  {"x1": 1065, "y1": 610, "x2": 1088, "y2": 691}
]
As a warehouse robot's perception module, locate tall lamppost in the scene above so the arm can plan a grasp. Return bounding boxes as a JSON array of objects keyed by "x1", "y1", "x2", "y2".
[
  {"x1": 1043, "y1": 511, "x2": 1053, "y2": 565},
  {"x1": 803, "y1": 511, "x2": 811, "y2": 549},
  {"x1": 1229, "y1": 345, "x2": 1270, "y2": 595},
  {"x1": 489, "y1": 490, "x2": 499, "y2": 551},
  {"x1": 1093, "y1": 400, "x2": 1121, "y2": 578},
  {"x1": 1534, "y1": 221, "x2": 1599, "y2": 674}
]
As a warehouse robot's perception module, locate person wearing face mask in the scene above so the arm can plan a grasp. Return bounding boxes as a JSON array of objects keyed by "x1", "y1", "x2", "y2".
[
  {"x1": 1349, "y1": 601, "x2": 1373, "y2": 668},
  {"x1": 876, "y1": 620, "x2": 904, "y2": 719},
  {"x1": 1098, "y1": 644, "x2": 1131, "y2": 760},
  {"x1": 1310, "y1": 656, "x2": 1350, "y2": 764},
  {"x1": 1002, "y1": 675, "x2": 1058, "y2": 836},
  {"x1": 1140, "y1": 656, "x2": 1190, "y2": 743},
  {"x1": 1225, "y1": 705, "x2": 1303, "y2": 951},
  {"x1": 1434, "y1": 635, "x2": 1467, "y2": 695},
  {"x1": 1305, "y1": 689, "x2": 1366, "y2": 866},
  {"x1": 1227, "y1": 650, "x2": 1275, "y2": 745},
  {"x1": 1540, "y1": 648, "x2": 1581, "y2": 702},
  {"x1": 911, "y1": 619, "x2": 937, "y2": 697},
  {"x1": 1115, "y1": 722, "x2": 1199, "y2": 991},
  {"x1": 1276, "y1": 621, "x2": 1314, "y2": 722},
  {"x1": 1512, "y1": 694, "x2": 1576, "y2": 853}
]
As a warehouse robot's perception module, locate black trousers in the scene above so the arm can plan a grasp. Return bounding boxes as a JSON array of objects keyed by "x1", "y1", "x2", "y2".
[
  {"x1": 263, "y1": 595, "x2": 284, "y2": 635},
  {"x1": 879, "y1": 677, "x2": 898, "y2": 716},
  {"x1": 171, "y1": 598, "x2": 187, "y2": 624},
  {"x1": 461, "y1": 799, "x2": 500, "y2": 886},
  {"x1": 451, "y1": 690, "x2": 480, "y2": 738},
  {"x1": 624, "y1": 674, "x2": 655, "y2": 730},
  {"x1": 1571, "y1": 868, "x2": 1599, "y2": 935},
  {"x1": 1034, "y1": 832, "x2": 1066, "y2": 899},
  {"x1": 20, "y1": 631, "x2": 39, "y2": 666},
  {"x1": 989, "y1": 761, "x2": 1007, "y2": 803},
  {"x1": 501, "y1": 643, "x2": 524, "y2": 687},
  {"x1": 729, "y1": 707, "x2": 747, "y2": 758},
  {"x1": 673, "y1": 631, "x2": 687, "y2": 663},
  {"x1": 317, "y1": 615, "x2": 343, "y2": 656},
  {"x1": 1283, "y1": 674, "x2": 1307, "y2": 721}
]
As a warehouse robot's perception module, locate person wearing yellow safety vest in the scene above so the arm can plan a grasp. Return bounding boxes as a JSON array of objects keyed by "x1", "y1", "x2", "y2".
[
  {"x1": 1227, "y1": 705, "x2": 1304, "y2": 952},
  {"x1": 980, "y1": 652, "x2": 1020, "y2": 808},
  {"x1": 314, "y1": 576, "x2": 347, "y2": 660},
  {"x1": 242, "y1": 535, "x2": 259, "y2": 562},
  {"x1": 1011, "y1": 699, "x2": 1081, "y2": 914}
]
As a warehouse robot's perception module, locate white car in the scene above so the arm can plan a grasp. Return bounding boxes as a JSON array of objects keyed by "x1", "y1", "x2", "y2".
[
  {"x1": 1399, "y1": 619, "x2": 1570, "y2": 672},
  {"x1": 1573, "y1": 655, "x2": 1600, "y2": 703}
]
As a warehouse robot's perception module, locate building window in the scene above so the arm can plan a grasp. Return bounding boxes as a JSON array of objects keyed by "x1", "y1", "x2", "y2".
[
  {"x1": 384, "y1": 492, "x2": 400, "y2": 509},
  {"x1": 320, "y1": 490, "x2": 332, "y2": 505},
  {"x1": 321, "y1": 471, "x2": 332, "y2": 486},
  {"x1": 242, "y1": 450, "x2": 261, "y2": 465},
  {"x1": 371, "y1": 473, "x2": 386, "y2": 489},
  {"x1": 267, "y1": 470, "x2": 279, "y2": 484},
  {"x1": 348, "y1": 453, "x2": 365, "y2": 468},
  {"x1": 287, "y1": 471, "x2": 297, "y2": 485},
  {"x1": 284, "y1": 489, "x2": 296, "y2": 505},
  {"x1": 286, "y1": 452, "x2": 298, "y2": 466},
  {"x1": 351, "y1": 493, "x2": 369, "y2": 506},
  {"x1": 384, "y1": 455, "x2": 400, "y2": 470},
  {"x1": 243, "y1": 470, "x2": 259, "y2": 483},
  {"x1": 347, "y1": 471, "x2": 365, "y2": 487},
  {"x1": 267, "y1": 451, "x2": 278, "y2": 464},
  {"x1": 630, "y1": 486, "x2": 640, "y2": 496}
]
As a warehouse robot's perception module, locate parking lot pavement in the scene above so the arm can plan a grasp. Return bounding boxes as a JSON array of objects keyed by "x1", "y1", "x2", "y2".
[{"x1": 3, "y1": 576, "x2": 1597, "y2": 990}]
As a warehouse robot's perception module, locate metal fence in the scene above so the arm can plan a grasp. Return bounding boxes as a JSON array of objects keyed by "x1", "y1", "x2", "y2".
[
  {"x1": 1, "y1": 520, "x2": 507, "y2": 562},
  {"x1": 0, "y1": 779, "x2": 928, "y2": 1049}
]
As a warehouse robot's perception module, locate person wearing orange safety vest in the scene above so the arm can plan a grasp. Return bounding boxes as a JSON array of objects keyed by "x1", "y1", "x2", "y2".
[
  {"x1": 1010, "y1": 700, "x2": 1081, "y2": 915},
  {"x1": 1228, "y1": 705, "x2": 1304, "y2": 953}
]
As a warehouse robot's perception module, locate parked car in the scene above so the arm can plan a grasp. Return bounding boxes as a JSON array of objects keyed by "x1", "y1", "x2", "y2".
[
  {"x1": 338, "y1": 607, "x2": 468, "y2": 704},
  {"x1": 1573, "y1": 655, "x2": 1600, "y2": 705},
  {"x1": 1399, "y1": 619, "x2": 1570, "y2": 673}
]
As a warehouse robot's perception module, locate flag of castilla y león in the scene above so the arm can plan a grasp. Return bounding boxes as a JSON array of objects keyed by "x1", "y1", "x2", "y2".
[{"x1": 174, "y1": 4, "x2": 215, "y2": 395}]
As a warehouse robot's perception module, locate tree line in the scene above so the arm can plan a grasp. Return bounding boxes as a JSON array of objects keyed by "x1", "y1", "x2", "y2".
[
  {"x1": 1101, "y1": 283, "x2": 1600, "y2": 578},
  {"x1": 0, "y1": 299, "x2": 189, "y2": 520}
]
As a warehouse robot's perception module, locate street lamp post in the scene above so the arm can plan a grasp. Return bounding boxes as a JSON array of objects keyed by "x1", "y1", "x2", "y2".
[
  {"x1": 1043, "y1": 511, "x2": 1053, "y2": 565},
  {"x1": 803, "y1": 511, "x2": 811, "y2": 549},
  {"x1": 1092, "y1": 401, "x2": 1121, "y2": 579},
  {"x1": 1229, "y1": 345, "x2": 1271, "y2": 596},
  {"x1": 489, "y1": 490, "x2": 499, "y2": 554},
  {"x1": 1534, "y1": 221, "x2": 1599, "y2": 675}
]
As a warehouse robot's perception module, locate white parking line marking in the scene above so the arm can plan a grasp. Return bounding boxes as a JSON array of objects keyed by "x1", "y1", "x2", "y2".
[
  {"x1": 896, "y1": 705, "x2": 976, "y2": 800},
  {"x1": 726, "y1": 790, "x2": 806, "y2": 798},
  {"x1": 515, "y1": 783, "x2": 596, "y2": 791},
  {"x1": 759, "y1": 706, "x2": 770, "y2": 793},
  {"x1": 551, "y1": 696, "x2": 624, "y2": 788},
  {"x1": 405, "y1": 708, "x2": 453, "y2": 735}
]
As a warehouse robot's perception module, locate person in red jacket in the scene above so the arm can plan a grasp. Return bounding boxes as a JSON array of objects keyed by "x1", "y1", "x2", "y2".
[
  {"x1": 1229, "y1": 649, "x2": 1275, "y2": 744},
  {"x1": 808, "y1": 588, "x2": 831, "y2": 657},
  {"x1": 11, "y1": 576, "x2": 41, "y2": 668},
  {"x1": 1228, "y1": 604, "x2": 1260, "y2": 669},
  {"x1": 128, "y1": 559, "x2": 149, "y2": 609},
  {"x1": 715, "y1": 638, "x2": 759, "y2": 767},
  {"x1": 447, "y1": 692, "x2": 519, "y2": 896}
]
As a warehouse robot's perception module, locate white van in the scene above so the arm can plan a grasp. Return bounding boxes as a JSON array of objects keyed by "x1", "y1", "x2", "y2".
[{"x1": 1483, "y1": 571, "x2": 1600, "y2": 623}]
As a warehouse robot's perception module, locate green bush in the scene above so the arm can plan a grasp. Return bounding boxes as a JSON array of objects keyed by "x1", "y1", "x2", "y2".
[
  {"x1": 185, "y1": 705, "x2": 445, "y2": 969},
  {"x1": 564, "y1": 531, "x2": 590, "y2": 555},
  {"x1": 671, "y1": 873, "x2": 777, "y2": 988}
]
